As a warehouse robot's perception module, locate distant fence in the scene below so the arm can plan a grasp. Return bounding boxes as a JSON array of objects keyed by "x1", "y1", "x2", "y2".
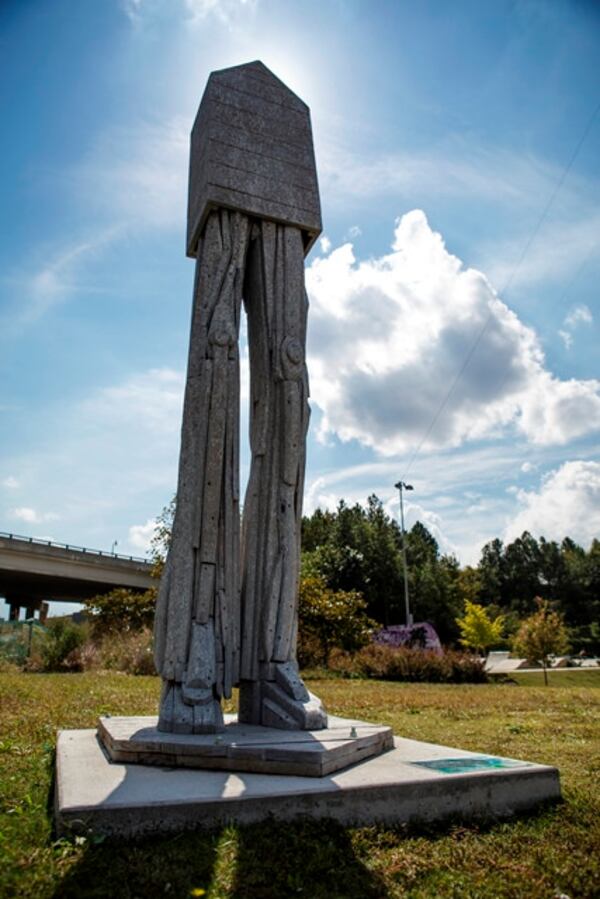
[
  {"x1": 0, "y1": 531, "x2": 149, "y2": 564},
  {"x1": 0, "y1": 619, "x2": 47, "y2": 665}
]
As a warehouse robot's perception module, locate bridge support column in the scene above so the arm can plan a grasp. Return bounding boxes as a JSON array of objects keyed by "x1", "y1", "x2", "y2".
[
  {"x1": 5, "y1": 596, "x2": 41, "y2": 621},
  {"x1": 8, "y1": 602, "x2": 20, "y2": 621}
]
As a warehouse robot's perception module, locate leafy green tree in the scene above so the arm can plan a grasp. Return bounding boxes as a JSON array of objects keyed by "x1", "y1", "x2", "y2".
[
  {"x1": 513, "y1": 598, "x2": 570, "y2": 685},
  {"x1": 457, "y1": 600, "x2": 504, "y2": 656},
  {"x1": 457, "y1": 565, "x2": 483, "y2": 605},
  {"x1": 503, "y1": 532, "x2": 542, "y2": 615},
  {"x1": 301, "y1": 508, "x2": 336, "y2": 552},
  {"x1": 85, "y1": 587, "x2": 156, "y2": 636},
  {"x1": 478, "y1": 538, "x2": 505, "y2": 606},
  {"x1": 297, "y1": 575, "x2": 374, "y2": 667},
  {"x1": 150, "y1": 495, "x2": 176, "y2": 577}
]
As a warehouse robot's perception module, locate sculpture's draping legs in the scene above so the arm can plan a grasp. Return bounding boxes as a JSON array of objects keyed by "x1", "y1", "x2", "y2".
[
  {"x1": 154, "y1": 209, "x2": 250, "y2": 733},
  {"x1": 238, "y1": 221, "x2": 327, "y2": 730}
]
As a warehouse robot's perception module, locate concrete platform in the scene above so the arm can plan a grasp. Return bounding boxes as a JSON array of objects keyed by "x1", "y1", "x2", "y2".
[
  {"x1": 55, "y1": 727, "x2": 561, "y2": 838},
  {"x1": 97, "y1": 714, "x2": 393, "y2": 777}
]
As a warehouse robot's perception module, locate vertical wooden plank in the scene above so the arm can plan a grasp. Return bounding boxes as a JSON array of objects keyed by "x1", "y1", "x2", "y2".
[{"x1": 199, "y1": 344, "x2": 229, "y2": 563}]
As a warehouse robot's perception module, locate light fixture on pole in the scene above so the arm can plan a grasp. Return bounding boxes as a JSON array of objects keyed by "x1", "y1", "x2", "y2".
[
  {"x1": 111, "y1": 540, "x2": 118, "y2": 555},
  {"x1": 394, "y1": 481, "x2": 414, "y2": 626}
]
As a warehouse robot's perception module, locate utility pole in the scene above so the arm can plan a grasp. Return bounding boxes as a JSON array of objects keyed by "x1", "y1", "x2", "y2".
[{"x1": 394, "y1": 481, "x2": 414, "y2": 626}]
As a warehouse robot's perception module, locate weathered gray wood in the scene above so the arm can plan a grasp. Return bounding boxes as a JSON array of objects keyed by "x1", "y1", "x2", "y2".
[
  {"x1": 199, "y1": 345, "x2": 229, "y2": 563},
  {"x1": 281, "y1": 380, "x2": 301, "y2": 486},
  {"x1": 157, "y1": 63, "x2": 326, "y2": 733},
  {"x1": 275, "y1": 661, "x2": 309, "y2": 702},
  {"x1": 194, "y1": 561, "x2": 215, "y2": 623},
  {"x1": 187, "y1": 62, "x2": 322, "y2": 258},
  {"x1": 273, "y1": 483, "x2": 297, "y2": 661},
  {"x1": 185, "y1": 622, "x2": 216, "y2": 689}
]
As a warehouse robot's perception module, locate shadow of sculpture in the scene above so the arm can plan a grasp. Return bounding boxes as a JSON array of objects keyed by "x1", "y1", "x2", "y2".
[{"x1": 51, "y1": 818, "x2": 390, "y2": 899}]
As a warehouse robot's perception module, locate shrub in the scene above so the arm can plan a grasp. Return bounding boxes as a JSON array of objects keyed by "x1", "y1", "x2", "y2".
[
  {"x1": 97, "y1": 628, "x2": 156, "y2": 676},
  {"x1": 38, "y1": 620, "x2": 87, "y2": 672},
  {"x1": 328, "y1": 644, "x2": 488, "y2": 683},
  {"x1": 457, "y1": 600, "x2": 504, "y2": 655},
  {"x1": 297, "y1": 575, "x2": 374, "y2": 667}
]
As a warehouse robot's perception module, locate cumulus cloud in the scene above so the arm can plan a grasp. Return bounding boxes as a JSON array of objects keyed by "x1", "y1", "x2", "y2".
[
  {"x1": 129, "y1": 518, "x2": 156, "y2": 553},
  {"x1": 306, "y1": 211, "x2": 600, "y2": 455},
  {"x1": 2, "y1": 476, "x2": 19, "y2": 489},
  {"x1": 559, "y1": 303, "x2": 593, "y2": 349},
  {"x1": 505, "y1": 461, "x2": 600, "y2": 547},
  {"x1": 564, "y1": 304, "x2": 593, "y2": 328},
  {"x1": 10, "y1": 507, "x2": 58, "y2": 525}
]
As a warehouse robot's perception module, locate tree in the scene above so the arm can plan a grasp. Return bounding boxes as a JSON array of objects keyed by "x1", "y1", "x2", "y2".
[
  {"x1": 513, "y1": 598, "x2": 570, "y2": 685},
  {"x1": 456, "y1": 601, "x2": 504, "y2": 656},
  {"x1": 297, "y1": 575, "x2": 374, "y2": 667},
  {"x1": 150, "y1": 495, "x2": 176, "y2": 577},
  {"x1": 457, "y1": 565, "x2": 483, "y2": 605},
  {"x1": 85, "y1": 497, "x2": 175, "y2": 636},
  {"x1": 85, "y1": 587, "x2": 156, "y2": 636}
]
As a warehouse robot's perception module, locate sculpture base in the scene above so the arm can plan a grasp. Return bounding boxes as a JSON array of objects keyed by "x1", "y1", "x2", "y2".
[
  {"x1": 97, "y1": 714, "x2": 392, "y2": 777},
  {"x1": 55, "y1": 726, "x2": 560, "y2": 839}
]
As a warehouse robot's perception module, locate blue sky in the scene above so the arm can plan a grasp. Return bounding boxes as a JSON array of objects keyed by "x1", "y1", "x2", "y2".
[{"x1": 1, "y1": 0, "x2": 599, "y2": 617}]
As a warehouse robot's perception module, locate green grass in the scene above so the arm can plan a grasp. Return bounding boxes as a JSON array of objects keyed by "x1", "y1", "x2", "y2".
[
  {"x1": 510, "y1": 668, "x2": 600, "y2": 688},
  {"x1": 1, "y1": 670, "x2": 599, "y2": 898}
]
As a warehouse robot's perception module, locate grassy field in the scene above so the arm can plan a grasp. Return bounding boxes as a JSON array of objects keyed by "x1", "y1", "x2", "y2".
[
  {"x1": 1, "y1": 670, "x2": 599, "y2": 898},
  {"x1": 510, "y1": 668, "x2": 600, "y2": 688}
]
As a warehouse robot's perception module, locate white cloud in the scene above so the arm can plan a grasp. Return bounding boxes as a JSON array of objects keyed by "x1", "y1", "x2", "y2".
[
  {"x1": 484, "y1": 214, "x2": 600, "y2": 290},
  {"x1": 121, "y1": 0, "x2": 257, "y2": 27},
  {"x1": 82, "y1": 367, "x2": 184, "y2": 435},
  {"x1": 558, "y1": 303, "x2": 594, "y2": 349},
  {"x1": 505, "y1": 461, "x2": 600, "y2": 547},
  {"x1": 184, "y1": 0, "x2": 257, "y2": 23},
  {"x1": 3, "y1": 230, "x2": 118, "y2": 329},
  {"x1": 520, "y1": 462, "x2": 535, "y2": 474},
  {"x1": 128, "y1": 518, "x2": 156, "y2": 553},
  {"x1": 77, "y1": 118, "x2": 188, "y2": 231},
  {"x1": 10, "y1": 507, "x2": 59, "y2": 526},
  {"x1": 319, "y1": 236, "x2": 332, "y2": 254},
  {"x1": 2, "y1": 477, "x2": 19, "y2": 489},
  {"x1": 564, "y1": 304, "x2": 593, "y2": 328},
  {"x1": 306, "y1": 211, "x2": 600, "y2": 455},
  {"x1": 1, "y1": 368, "x2": 184, "y2": 549},
  {"x1": 558, "y1": 329, "x2": 573, "y2": 350},
  {"x1": 318, "y1": 133, "x2": 600, "y2": 290}
]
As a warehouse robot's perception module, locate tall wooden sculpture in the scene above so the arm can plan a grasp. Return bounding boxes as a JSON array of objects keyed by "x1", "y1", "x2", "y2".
[{"x1": 153, "y1": 61, "x2": 327, "y2": 733}]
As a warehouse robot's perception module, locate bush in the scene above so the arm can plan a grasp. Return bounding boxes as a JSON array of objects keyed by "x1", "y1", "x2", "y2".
[
  {"x1": 96, "y1": 628, "x2": 156, "y2": 676},
  {"x1": 38, "y1": 620, "x2": 87, "y2": 672},
  {"x1": 328, "y1": 643, "x2": 488, "y2": 683},
  {"x1": 297, "y1": 575, "x2": 374, "y2": 667}
]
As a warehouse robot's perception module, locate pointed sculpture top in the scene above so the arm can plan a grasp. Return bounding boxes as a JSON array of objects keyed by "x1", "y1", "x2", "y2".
[{"x1": 187, "y1": 60, "x2": 322, "y2": 258}]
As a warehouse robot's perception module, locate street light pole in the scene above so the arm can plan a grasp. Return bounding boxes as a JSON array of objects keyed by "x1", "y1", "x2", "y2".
[{"x1": 394, "y1": 481, "x2": 414, "y2": 626}]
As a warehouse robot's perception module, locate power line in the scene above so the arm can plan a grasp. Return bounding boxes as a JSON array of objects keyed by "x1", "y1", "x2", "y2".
[{"x1": 400, "y1": 99, "x2": 600, "y2": 482}]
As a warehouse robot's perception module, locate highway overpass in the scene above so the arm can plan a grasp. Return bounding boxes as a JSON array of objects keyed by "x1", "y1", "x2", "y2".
[{"x1": 0, "y1": 532, "x2": 155, "y2": 619}]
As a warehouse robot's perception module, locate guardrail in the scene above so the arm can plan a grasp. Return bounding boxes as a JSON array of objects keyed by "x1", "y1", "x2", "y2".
[{"x1": 0, "y1": 532, "x2": 151, "y2": 565}]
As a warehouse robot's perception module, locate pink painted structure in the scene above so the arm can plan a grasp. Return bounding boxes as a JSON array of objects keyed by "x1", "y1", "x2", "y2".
[{"x1": 374, "y1": 622, "x2": 443, "y2": 654}]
